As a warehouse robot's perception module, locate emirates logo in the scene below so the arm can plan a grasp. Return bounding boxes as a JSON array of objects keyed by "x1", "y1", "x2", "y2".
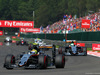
[
  {"x1": 82, "y1": 22, "x2": 90, "y2": 25},
  {"x1": 0, "y1": 22, "x2": 2, "y2": 26}
]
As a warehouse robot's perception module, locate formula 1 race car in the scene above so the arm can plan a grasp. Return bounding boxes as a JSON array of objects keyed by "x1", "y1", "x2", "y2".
[
  {"x1": 28, "y1": 42, "x2": 53, "y2": 50},
  {"x1": 16, "y1": 38, "x2": 28, "y2": 46},
  {"x1": 34, "y1": 38, "x2": 44, "y2": 44},
  {"x1": 28, "y1": 38, "x2": 48, "y2": 50},
  {"x1": 58, "y1": 40, "x2": 87, "y2": 56},
  {"x1": 4, "y1": 45, "x2": 65, "y2": 69},
  {"x1": 34, "y1": 38, "x2": 46, "y2": 46},
  {"x1": 4, "y1": 37, "x2": 12, "y2": 43},
  {"x1": 28, "y1": 43, "x2": 39, "y2": 50}
]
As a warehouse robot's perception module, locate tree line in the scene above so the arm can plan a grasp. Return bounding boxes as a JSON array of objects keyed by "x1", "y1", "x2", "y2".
[{"x1": 0, "y1": 0, "x2": 99, "y2": 31}]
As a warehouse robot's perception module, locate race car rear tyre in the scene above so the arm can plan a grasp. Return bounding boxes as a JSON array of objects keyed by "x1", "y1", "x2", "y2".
[
  {"x1": 38, "y1": 55, "x2": 48, "y2": 69},
  {"x1": 65, "y1": 47, "x2": 69, "y2": 52},
  {"x1": 4, "y1": 40, "x2": 7, "y2": 43},
  {"x1": 4, "y1": 54, "x2": 15, "y2": 69},
  {"x1": 55, "y1": 54, "x2": 65, "y2": 68},
  {"x1": 16, "y1": 41, "x2": 19, "y2": 45},
  {"x1": 28, "y1": 47, "x2": 32, "y2": 50},
  {"x1": 52, "y1": 45, "x2": 56, "y2": 58},
  {"x1": 25, "y1": 42, "x2": 29, "y2": 46},
  {"x1": 28, "y1": 44, "x2": 33, "y2": 50},
  {"x1": 52, "y1": 45, "x2": 56, "y2": 64},
  {"x1": 58, "y1": 47, "x2": 63, "y2": 54},
  {"x1": 9, "y1": 40, "x2": 12, "y2": 43},
  {"x1": 83, "y1": 47, "x2": 87, "y2": 56}
]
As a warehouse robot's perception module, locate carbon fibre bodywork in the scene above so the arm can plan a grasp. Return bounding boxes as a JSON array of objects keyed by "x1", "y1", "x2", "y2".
[
  {"x1": 64, "y1": 46, "x2": 87, "y2": 56},
  {"x1": 4, "y1": 45, "x2": 65, "y2": 69}
]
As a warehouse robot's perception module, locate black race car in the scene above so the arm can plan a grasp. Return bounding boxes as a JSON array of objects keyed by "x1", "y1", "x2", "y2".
[
  {"x1": 64, "y1": 45, "x2": 87, "y2": 56},
  {"x1": 16, "y1": 39, "x2": 28, "y2": 45},
  {"x1": 4, "y1": 37, "x2": 12, "y2": 43},
  {"x1": 28, "y1": 42, "x2": 53, "y2": 50},
  {"x1": 58, "y1": 40, "x2": 87, "y2": 56},
  {"x1": 4, "y1": 45, "x2": 65, "y2": 69},
  {"x1": 28, "y1": 43, "x2": 39, "y2": 50}
]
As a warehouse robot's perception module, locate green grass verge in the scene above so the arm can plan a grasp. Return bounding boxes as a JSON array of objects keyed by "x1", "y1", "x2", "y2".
[
  {"x1": 28, "y1": 41, "x2": 34, "y2": 44},
  {"x1": 87, "y1": 48, "x2": 92, "y2": 51},
  {"x1": 87, "y1": 48, "x2": 100, "y2": 52},
  {"x1": 12, "y1": 38, "x2": 20, "y2": 41},
  {"x1": 0, "y1": 36, "x2": 5, "y2": 39},
  {"x1": 56, "y1": 45, "x2": 59, "y2": 48}
]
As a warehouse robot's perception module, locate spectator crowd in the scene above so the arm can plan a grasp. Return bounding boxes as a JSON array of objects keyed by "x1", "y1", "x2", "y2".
[{"x1": 40, "y1": 11, "x2": 100, "y2": 33}]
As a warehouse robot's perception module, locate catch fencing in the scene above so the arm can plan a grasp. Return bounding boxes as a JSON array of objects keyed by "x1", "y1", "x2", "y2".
[{"x1": 20, "y1": 31, "x2": 100, "y2": 41}]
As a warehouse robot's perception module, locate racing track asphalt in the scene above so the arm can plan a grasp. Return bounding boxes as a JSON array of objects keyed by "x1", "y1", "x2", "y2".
[{"x1": 0, "y1": 43, "x2": 100, "y2": 75}]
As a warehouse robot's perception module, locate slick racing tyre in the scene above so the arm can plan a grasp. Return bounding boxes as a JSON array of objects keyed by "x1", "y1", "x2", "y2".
[
  {"x1": 38, "y1": 55, "x2": 48, "y2": 69},
  {"x1": 16, "y1": 41, "x2": 20, "y2": 45},
  {"x1": 83, "y1": 47, "x2": 87, "y2": 56},
  {"x1": 9, "y1": 40, "x2": 12, "y2": 43},
  {"x1": 55, "y1": 54, "x2": 65, "y2": 68},
  {"x1": 28, "y1": 44, "x2": 33, "y2": 50},
  {"x1": 4, "y1": 54, "x2": 15, "y2": 69},
  {"x1": 25, "y1": 42, "x2": 29, "y2": 46},
  {"x1": 58, "y1": 47, "x2": 63, "y2": 54}
]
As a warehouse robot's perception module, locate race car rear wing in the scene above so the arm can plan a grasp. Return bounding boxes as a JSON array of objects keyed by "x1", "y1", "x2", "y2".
[
  {"x1": 39, "y1": 45, "x2": 53, "y2": 49},
  {"x1": 66, "y1": 40, "x2": 76, "y2": 43}
]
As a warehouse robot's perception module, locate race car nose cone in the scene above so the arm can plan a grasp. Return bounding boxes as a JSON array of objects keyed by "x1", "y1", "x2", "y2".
[
  {"x1": 5, "y1": 42, "x2": 10, "y2": 46},
  {"x1": 18, "y1": 61, "x2": 25, "y2": 67},
  {"x1": 18, "y1": 64, "x2": 23, "y2": 67}
]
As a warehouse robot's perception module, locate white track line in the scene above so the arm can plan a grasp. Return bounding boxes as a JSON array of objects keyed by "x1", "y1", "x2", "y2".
[{"x1": 87, "y1": 52, "x2": 100, "y2": 58}]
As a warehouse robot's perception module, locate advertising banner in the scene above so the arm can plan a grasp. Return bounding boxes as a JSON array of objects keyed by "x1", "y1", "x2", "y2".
[
  {"x1": 0, "y1": 31, "x2": 3, "y2": 35},
  {"x1": 81, "y1": 19, "x2": 90, "y2": 28},
  {"x1": 74, "y1": 43, "x2": 85, "y2": 47},
  {"x1": 20, "y1": 28, "x2": 40, "y2": 33},
  {"x1": 76, "y1": 43, "x2": 85, "y2": 47},
  {"x1": 0, "y1": 42, "x2": 3, "y2": 45},
  {"x1": 0, "y1": 20, "x2": 34, "y2": 28},
  {"x1": 12, "y1": 36, "x2": 16, "y2": 39},
  {"x1": 12, "y1": 40, "x2": 16, "y2": 43},
  {"x1": 92, "y1": 44, "x2": 100, "y2": 50}
]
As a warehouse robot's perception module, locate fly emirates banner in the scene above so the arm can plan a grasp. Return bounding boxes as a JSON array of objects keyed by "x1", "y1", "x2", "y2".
[
  {"x1": 20, "y1": 28, "x2": 40, "y2": 33},
  {"x1": 0, "y1": 20, "x2": 34, "y2": 28}
]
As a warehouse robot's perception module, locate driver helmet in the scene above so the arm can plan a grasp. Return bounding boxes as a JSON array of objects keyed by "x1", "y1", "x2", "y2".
[
  {"x1": 31, "y1": 49, "x2": 38, "y2": 54},
  {"x1": 70, "y1": 41, "x2": 75, "y2": 46}
]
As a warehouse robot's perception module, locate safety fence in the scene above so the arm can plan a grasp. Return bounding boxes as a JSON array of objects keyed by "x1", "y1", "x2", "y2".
[
  {"x1": 3, "y1": 31, "x2": 100, "y2": 41},
  {"x1": 20, "y1": 31, "x2": 100, "y2": 41}
]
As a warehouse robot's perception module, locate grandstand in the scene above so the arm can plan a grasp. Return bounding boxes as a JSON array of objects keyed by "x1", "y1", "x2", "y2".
[{"x1": 42, "y1": 11, "x2": 100, "y2": 34}]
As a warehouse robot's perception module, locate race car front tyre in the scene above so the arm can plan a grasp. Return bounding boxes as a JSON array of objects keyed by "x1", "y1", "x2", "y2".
[
  {"x1": 4, "y1": 54, "x2": 15, "y2": 69},
  {"x1": 38, "y1": 55, "x2": 48, "y2": 69},
  {"x1": 55, "y1": 54, "x2": 65, "y2": 68}
]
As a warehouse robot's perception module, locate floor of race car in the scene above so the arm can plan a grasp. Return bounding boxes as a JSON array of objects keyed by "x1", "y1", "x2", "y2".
[
  {"x1": 64, "y1": 52, "x2": 85, "y2": 55},
  {"x1": 0, "y1": 43, "x2": 100, "y2": 75}
]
